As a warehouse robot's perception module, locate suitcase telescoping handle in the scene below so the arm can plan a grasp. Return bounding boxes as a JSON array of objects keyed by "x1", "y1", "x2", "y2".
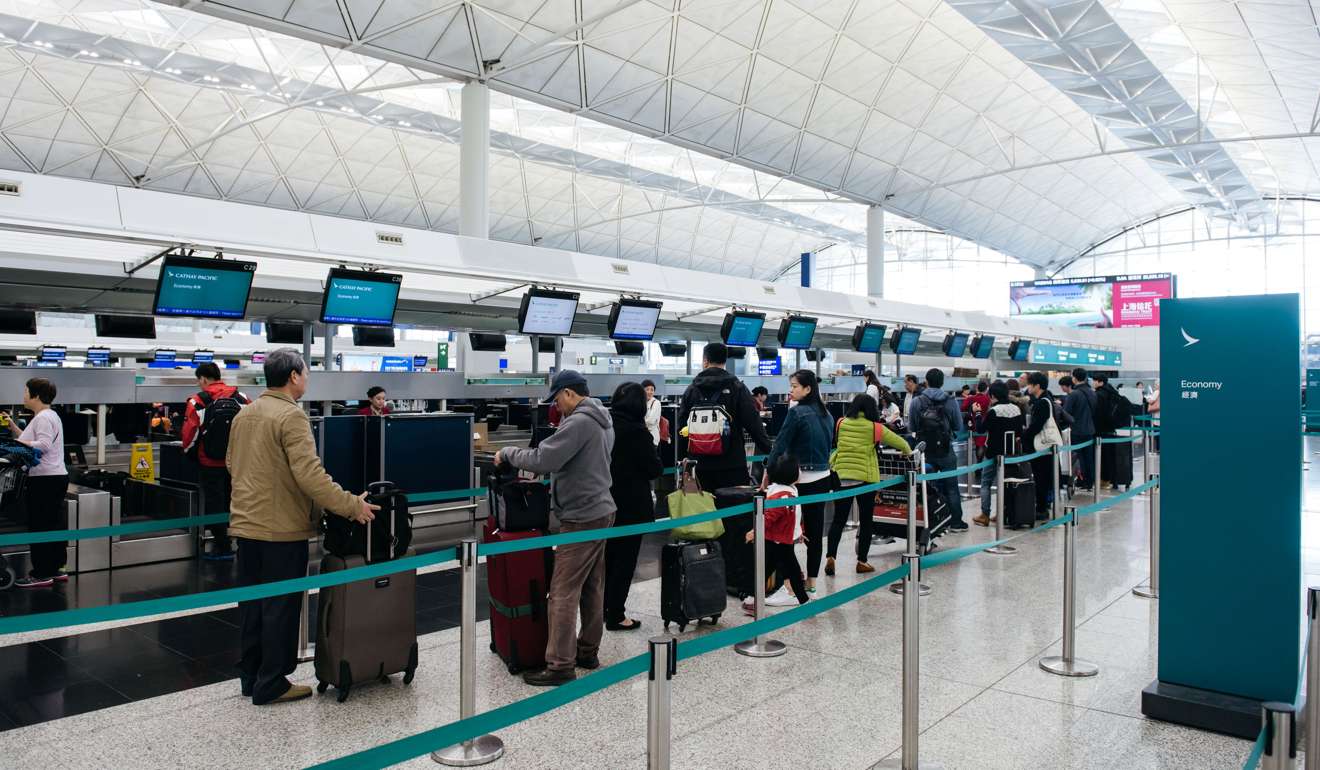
[{"x1": 1004, "y1": 430, "x2": 1016, "y2": 457}]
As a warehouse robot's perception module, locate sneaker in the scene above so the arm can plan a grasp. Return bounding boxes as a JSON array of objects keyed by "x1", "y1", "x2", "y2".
[
  {"x1": 203, "y1": 547, "x2": 235, "y2": 562},
  {"x1": 765, "y1": 587, "x2": 796, "y2": 607},
  {"x1": 52, "y1": 569, "x2": 69, "y2": 583},
  {"x1": 15, "y1": 575, "x2": 53, "y2": 588},
  {"x1": 949, "y1": 522, "x2": 969, "y2": 532},
  {"x1": 878, "y1": 536, "x2": 895, "y2": 545}
]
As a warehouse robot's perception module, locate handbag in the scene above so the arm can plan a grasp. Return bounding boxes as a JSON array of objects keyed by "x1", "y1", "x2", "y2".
[
  {"x1": 1033, "y1": 408, "x2": 1063, "y2": 452},
  {"x1": 659, "y1": 415, "x2": 671, "y2": 443},
  {"x1": 667, "y1": 462, "x2": 725, "y2": 541}
]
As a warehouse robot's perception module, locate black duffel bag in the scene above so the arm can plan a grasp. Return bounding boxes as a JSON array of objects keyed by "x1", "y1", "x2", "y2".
[
  {"x1": 488, "y1": 465, "x2": 550, "y2": 532},
  {"x1": 321, "y1": 481, "x2": 412, "y2": 562}
]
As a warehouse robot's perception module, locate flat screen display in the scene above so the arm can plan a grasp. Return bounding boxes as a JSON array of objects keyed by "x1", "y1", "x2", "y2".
[
  {"x1": 320, "y1": 268, "x2": 403, "y2": 326},
  {"x1": 852, "y1": 323, "x2": 887, "y2": 353},
  {"x1": 970, "y1": 335, "x2": 994, "y2": 359},
  {"x1": 251, "y1": 352, "x2": 266, "y2": 365},
  {"x1": 154, "y1": 349, "x2": 177, "y2": 363},
  {"x1": 413, "y1": 355, "x2": 429, "y2": 369},
  {"x1": 608, "y1": 299, "x2": 663, "y2": 340},
  {"x1": 266, "y1": 321, "x2": 305, "y2": 344},
  {"x1": 1009, "y1": 339, "x2": 1031, "y2": 361},
  {"x1": 1009, "y1": 272, "x2": 1174, "y2": 328},
  {"x1": 777, "y1": 316, "x2": 817, "y2": 350},
  {"x1": 96, "y1": 314, "x2": 155, "y2": 339},
  {"x1": 352, "y1": 325, "x2": 395, "y2": 347},
  {"x1": 721, "y1": 312, "x2": 765, "y2": 347},
  {"x1": 758, "y1": 357, "x2": 782, "y2": 376},
  {"x1": 380, "y1": 356, "x2": 412, "y2": 372},
  {"x1": 192, "y1": 350, "x2": 214, "y2": 363},
  {"x1": 153, "y1": 255, "x2": 256, "y2": 319},
  {"x1": 658, "y1": 342, "x2": 687, "y2": 357},
  {"x1": 0, "y1": 310, "x2": 36, "y2": 334},
  {"x1": 942, "y1": 332, "x2": 969, "y2": 358},
  {"x1": 39, "y1": 346, "x2": 66, "y2": 362},
  {"x1": 518, "y1": 288, "x2": 580, "y2": 336},
  {"x1": 890, "y1": 327, "x2": 921, "y2": 355},
  {"x1": 86, "y1": 347, "x2": 111, "y2": 366}
]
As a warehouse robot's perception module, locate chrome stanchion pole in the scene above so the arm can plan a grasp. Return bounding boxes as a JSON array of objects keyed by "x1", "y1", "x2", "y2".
[
  {"x1": 1133, "y1": 471, "x2": 1160, "y2": 599},
  {"x1": 965, "y1": 436, "x2": 975, "y2": 499},
  {"x1": 1094, "y1": 439, "x2": 1103, "y2": 508},
  {"x1": 986, "y1": 454, "x2": 1016, "y2": 555},
  {"x1": 1262, "y1": 702, "x2": 1297, "y2": 770},
  {"x1": 296, "y1": 587, "x2": 314, "y2": 663},
  {"x1": 1039, "y1": 506, "x2": 1099, "y2": 678},
  {"x1": 1051, "y1": 445, "x2": 1061, "y2": 521},
  {"x1": 877, "y1": 542, "x2": 942, "y2": 769},
  {"x1": 1306, "y1": 588, "x2": 1319, "y2": 770},
  {"x1": 735, "y1": 493, "x2": 787, "y2": 657},
  {"x1": 433, "y1": 539, "x2": 504, "y2": 766},
  {"x1": 890, "y1": 448, "x2": 931, "y2": 596},
  {"x1": 647, "y1": 636, "x2": 677, "y2": 770}
]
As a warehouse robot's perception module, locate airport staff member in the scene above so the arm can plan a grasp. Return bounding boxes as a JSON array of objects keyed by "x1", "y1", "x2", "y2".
[
  {"x1": 226, "y1": 348, "x2": 378, "y2": 706},
  {"x1": 495, "y1": 370, "x2": 615, "y2": 687},
  {"x1": 357, "y1": 386, "x2": 391, "y2": 416}
]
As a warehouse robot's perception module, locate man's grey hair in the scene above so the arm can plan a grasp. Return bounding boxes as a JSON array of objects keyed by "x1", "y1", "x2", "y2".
[{"x1": 264, "y1": 347, "x2": 307, "y2": 388}]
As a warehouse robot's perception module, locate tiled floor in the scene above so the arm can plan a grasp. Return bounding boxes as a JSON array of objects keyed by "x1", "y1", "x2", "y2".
[{"x1": 0, "y1": 448, "x2": 1298, "y2": 768}]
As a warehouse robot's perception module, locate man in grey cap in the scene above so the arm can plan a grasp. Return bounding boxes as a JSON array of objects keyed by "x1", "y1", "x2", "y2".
[{"x1": 495, "y1": 370, "x2": 615, "y2": 686}]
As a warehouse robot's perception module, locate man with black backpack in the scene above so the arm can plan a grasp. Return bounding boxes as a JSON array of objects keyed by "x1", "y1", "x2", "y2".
[
  {"x1": 907, "y1": 368, "x2": 967, "y2": 532},
  {"x1": 1091, "y1": 372, "x2": 1131, "y2": 490},
  {"x1": 182, "y1": 362, "x2": 250, "y2": 560},
  {"x1": 677, "y1": 342, "x2": 772, "y2": 494}
]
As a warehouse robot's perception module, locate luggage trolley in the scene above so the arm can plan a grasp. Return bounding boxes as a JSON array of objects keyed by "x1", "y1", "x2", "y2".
[
  {"x1": 0, "y1": 458, "x2": 27, "y2": 590},
  {"x1": 871, "y1": 448, "x2": 951, "y2": 550}
]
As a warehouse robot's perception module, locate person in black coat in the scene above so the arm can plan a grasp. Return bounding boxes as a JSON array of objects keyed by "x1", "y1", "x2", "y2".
[{"x1": 604, "y1": 381, "x2": 663, "y2": 631}]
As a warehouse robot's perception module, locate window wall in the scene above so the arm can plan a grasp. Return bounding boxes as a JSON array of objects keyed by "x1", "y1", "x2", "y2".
[{"x1": 1057, "y1": 199, "x2": 1320, "y2": 336}]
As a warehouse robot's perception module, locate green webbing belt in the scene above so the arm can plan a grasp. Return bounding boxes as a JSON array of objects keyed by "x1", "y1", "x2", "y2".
[
  {"x1": 487, "y1": 596, "x2": 536, "y2": 620},
  {"x1": 406, "y1": 487, "x2": 487, "y2": 504},
  {"x1": 916, "y1": 459, "x2": 992, "y2": 482},
  {"x1": 1003, "y1": 448, "x2": 1050, "y2": 465},
  {"x1": 1061, "y1": 439, "x2": 1094, "y2": 451},
  {"x1": 0, "y1": 513, "x2": 229, "y2": 546},
  {"x1": 1099, "y1": 434, "x2": 1143, "y2": 444},
  {"x1": 478, "y1": 503, "x2": 757, "y2": 557}
]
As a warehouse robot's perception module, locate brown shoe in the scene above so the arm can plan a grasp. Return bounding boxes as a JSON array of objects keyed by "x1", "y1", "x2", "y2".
[
  {"x1": 972, "y1": 515, "x2": 990, "y2": 527},
  {"x1": 266, "y1": 684, "x2": 312, "y2": 704},
  {"x1": 856, "y1": 562, "x2": 875, "y2": 574},
  {"x1": 824, "y1": 557, "x2": 836, "y2": 576}
]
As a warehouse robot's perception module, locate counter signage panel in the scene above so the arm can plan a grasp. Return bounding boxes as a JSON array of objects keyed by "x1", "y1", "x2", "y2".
[
  {"x1": 320, "y1": 269, "x2": 403, "y2": 326},
  {"x1": 86, "y1": 347, "x2": 111, "y2": 366},
  {"x1": 1009, "y1": 272, "x2": 1174, "y2": 328},
  {"x1": 153, "y1": 255, "x2": 257, "y2": 319},
  {"x1": 778, "y1": 316, "x2": 818, "y2": 350},
  {"x1": 758, "y1": 357, "x2": 782, "y2": 376},
  {"x1": 1028, "y1": 343, "x2": 1121, "y2": 367},
  {"x1": 942, "y1": 332, "x2": 968, "y2": 358},
  {"x1": 39, "y1": 346, "x2": 66, "y2": 362},
  {"x1": 970, "y1": 335, "x2": 995, "y2": 359},
  {"x1": 192, "y1": 350, "x2": 215, "y2": 363},
  {"x1": 413, "y1": 355, "x2": 429, "y2": 369},
  {"x1": 380, "y1": 356, "x2": 413, "y2": 372},
  {"x1": 519, "y1": 288, "x2": 580, "y2": 336},
  {"x1": 852, "y1": 323, "x2": 887, "y2": 353},
  {"x1": 891, "y1": 327, "x2": 921, "y2": 355},
  {"x1": 608, "y1": 299, "x2": 663, "y2": 340},
  {"x1": 1008, "y1": 339, "x2": 1031, "y2": 362},
  {"x1": 721, "y1": 312, "x2": 765, "y2": 347}
]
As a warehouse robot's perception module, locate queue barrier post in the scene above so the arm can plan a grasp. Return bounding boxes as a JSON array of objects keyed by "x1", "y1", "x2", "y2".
[
  {"x1": 965, "y1": 436, "x2": 976, "y2": 499},
  {"x1": 985, "y1": 454, "x2": 1016, "y2": 556},
  {"x1": 1039, "y1": 506, "x2": 1099, "y2": 679},
  {"x1": 297, "y1": 587, "x2": 314, "y2": 664},
  {"x1": 1133, "y1": 470, "x2": 1160, "y2": 599},
  {"x1": 1261, "y1": 702, "x2": 1297, "y2": 770},
  {"x1": 432, "y1": 539, "x2": 505, "y2": 767},
  {"x1": 1051, "y1": 444, "x2": 1061, "y2": 521},
  {"x1": 647, "y1": 636, "x2": 677, "y2": 770},
  {"x1": 1306, "y1": 588, "x2": 1320, "y2": 770},
  {"x1": 877, "y1": 534, "x2": 942, "y2": 768},
  {"x1": 735, "y1": 493, "x2": 787, "y2": 658},
  {"x1": 1093, "y1": 439, "x2": 1102, "y2": 508},
  {"x1": 890, "y1": 448, "x2": 931, "y2": 596}
]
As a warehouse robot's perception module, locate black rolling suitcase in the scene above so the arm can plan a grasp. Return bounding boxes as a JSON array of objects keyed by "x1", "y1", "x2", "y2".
[
  {"x1": 1003, "y1": 477, "x2": 1036, "y2": 529},
  {"x1": 321, "y1": 481, "x2": 412, "y2": 560},
  {"x1": 661, "y1": 541, "x2": 725, "y2": 632},
  {"x1": 315, "y1": 484, "x2": 418, "y2": 703},
  {"x1": 1102, "y1": 440, "x2": 1134, "y2": 489}
]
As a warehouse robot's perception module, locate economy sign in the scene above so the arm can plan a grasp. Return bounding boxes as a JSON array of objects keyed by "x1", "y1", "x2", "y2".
[{"x1": 1009, "y1": 273, "x2": 1174, "y2": 328}]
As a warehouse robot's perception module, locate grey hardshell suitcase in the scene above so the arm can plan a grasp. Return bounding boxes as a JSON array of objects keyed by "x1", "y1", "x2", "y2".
[{"x1": 314, "y1": 497, "x2": 418, "y2": 703}]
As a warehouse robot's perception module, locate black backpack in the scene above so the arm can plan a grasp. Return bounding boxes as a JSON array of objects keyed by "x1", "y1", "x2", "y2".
[
  {"x1": 1098, "y1": 386, "x2": 1130, "y2": 432},
  {"x1": 917, "y1": 394, "x2": 952, "y2": 458},
  {"x1": 193, "y1": 390, "x2": 245, "y2": 460}
]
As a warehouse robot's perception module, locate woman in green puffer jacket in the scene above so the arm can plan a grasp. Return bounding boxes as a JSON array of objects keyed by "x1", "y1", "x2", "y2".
[{"x1": 825, "y1": 393, "x2": 911, "y2": 574}]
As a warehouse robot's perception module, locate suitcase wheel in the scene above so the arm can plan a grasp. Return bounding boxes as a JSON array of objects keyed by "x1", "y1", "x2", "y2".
[
  {"x1": 662, "y1": 622, "x2": 670, "y2": 631},
  {"x1": 0, "y1": 564, "x2": 13, "y2": 591},
  {"x1": 403, "y1": 643, "x2": 417, "y2": 685},
  {"x1": 677, "y1": 623, "x2": 687, "y2": 633},
  {"x1": 316, "y1": 681, "x2": 328, "y2": 694},
  {"x1": 379, "y1": 674, "x2": 391, "y2": 685},
  {"x1": 705, "y1": 615, "x2": 720, "y2": 625},
  {"x1": 336, "y1": 686, "x2": 350, "y2": 704},
  {"x1": 403, "y1": 668, "x2": 415, "y2": 685}
]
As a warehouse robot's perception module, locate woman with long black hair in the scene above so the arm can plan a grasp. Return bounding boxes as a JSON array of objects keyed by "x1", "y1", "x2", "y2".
[
  {"x1": 764, "y1": 370, "x2": 834, "y2": 594},
  {"x1": 603, "y1": 381, "x2": 662, "y2": 630}
]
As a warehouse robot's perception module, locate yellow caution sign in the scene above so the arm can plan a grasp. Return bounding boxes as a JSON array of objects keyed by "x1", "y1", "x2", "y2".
[{"x1": 129, "y1": 443, "x2": 156, "y2": 482}]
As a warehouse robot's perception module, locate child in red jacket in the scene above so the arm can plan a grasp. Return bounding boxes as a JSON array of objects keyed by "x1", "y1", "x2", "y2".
[{"x1": 743, "y1": 453, "x2": 810, "y2": 616}]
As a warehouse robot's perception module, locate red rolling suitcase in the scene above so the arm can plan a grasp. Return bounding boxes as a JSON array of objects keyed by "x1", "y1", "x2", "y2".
[{"x1": 484, "y1": 518, "x2": 554, "y2": 674}]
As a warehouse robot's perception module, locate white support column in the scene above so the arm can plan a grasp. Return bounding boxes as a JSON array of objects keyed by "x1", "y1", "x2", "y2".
[
  {"x1": 866, "y1": 204, "x2": 885, "y2": 299},
  {"x1": 460, "y1": 80, "x2": 490, "y2": 239}
]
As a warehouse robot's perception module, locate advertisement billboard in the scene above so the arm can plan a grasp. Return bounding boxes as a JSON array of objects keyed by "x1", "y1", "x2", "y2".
[{"x1": 1009, "y1": 273, "x2": 1174, "y2": 328}]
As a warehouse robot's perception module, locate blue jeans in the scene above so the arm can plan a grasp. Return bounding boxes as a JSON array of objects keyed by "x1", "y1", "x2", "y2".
[
  {"x1": 928, "y1": 451, "x2": 965, "y2": 526},
  {"x1": 979, "y1": 465, "x2": 994, "y2": 515}
]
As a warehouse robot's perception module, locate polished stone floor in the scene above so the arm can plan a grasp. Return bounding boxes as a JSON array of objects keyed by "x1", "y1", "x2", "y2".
[{"x1": 0, "y1": 447, "x2": 1293, "y2": 768}]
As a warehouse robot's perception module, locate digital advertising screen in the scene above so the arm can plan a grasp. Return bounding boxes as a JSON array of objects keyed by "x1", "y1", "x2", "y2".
[
  {"x1": 852, "y1": 323, "x2": 887, "y2": 353},
  {"x1": 153, "y1": 256, "x2": 256, "y2": 319},
  {"x1": 1009, "y1": 273, "x2": 1174, "y2": 328},
  {"x1": 721, "y1": 311, "x2": 766, "y2": 347},
  {"x1": 320, "y1": 268, "x2": 403, "y2": 326},
  {"x1": 970, "y1": 335, "x2": 995, "y2": 359},
  {"x1": 890, "y1": 326, "x2": 921, "y2": 355},
  {"x1": 518, "y1": 288, "x2": 580, "y2": 336},
  {"x1": 777, "y1": 316, "x2": 818, "y2": 350},
  {"x1": 607, "y1": 299, "x2": 663, "y2": 340},
  {"x1": 942, "y1": 332, "x2": 969, "y2": 358}
]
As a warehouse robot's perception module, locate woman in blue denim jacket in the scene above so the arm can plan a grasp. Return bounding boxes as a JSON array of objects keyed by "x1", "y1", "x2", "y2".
[{"x1": 764, "y1": 369, "x2": 835, "y2": 592}]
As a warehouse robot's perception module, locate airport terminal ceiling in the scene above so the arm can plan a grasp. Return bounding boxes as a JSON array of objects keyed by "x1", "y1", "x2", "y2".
[{"x1": 0, "y1": 0, "x2": 1316, "y2": 293}]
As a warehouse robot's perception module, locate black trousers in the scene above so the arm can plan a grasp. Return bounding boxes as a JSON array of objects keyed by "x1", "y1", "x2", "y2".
[
  {"x1": 697, "y1": 465, "x2": 754, "y2": 598},
  {"x1": 1029, "y1": 455, "x2": 1054, "y2": 517},
  {"x1": 25, "y1": 474, "x2": 69, "y2": 579},
  {"x1": 197, "y1": 465, "x2": 232, "y2": 550},
  {"x1": 603, "y1": 533, "x2": 644, "y2": 625},
  {"x1": 236, "y1": 538, "x2": 309, "y2": 704},
  {"x1": 797, "y1": 476, "x2": 834, "y2": 578},
  {"x1": 826, "y1": 489, "x2": 875, "y2": 561},
  {"x1": 767, "y1": 542, "x2": 808, "y2": 603}
]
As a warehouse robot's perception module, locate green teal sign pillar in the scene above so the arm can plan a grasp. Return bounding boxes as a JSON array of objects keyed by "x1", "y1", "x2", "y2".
[{"x1": 1142, "y1": 294, "x2": 1301, "y2": 737}]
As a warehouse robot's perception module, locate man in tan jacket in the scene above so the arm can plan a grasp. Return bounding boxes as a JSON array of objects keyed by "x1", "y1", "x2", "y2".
[{"x1": 227, "y1": 348, "x2": 377, "y2": 705}]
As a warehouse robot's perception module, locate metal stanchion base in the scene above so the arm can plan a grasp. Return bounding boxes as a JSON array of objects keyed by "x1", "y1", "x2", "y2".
[
  {"x1": 888, "y1": 581, "x2": 932, "y2": 596},
  {"x1": 431, "y1": 735, "x2": 505, "y2": 766},
  {"x1": 1132, "y1": 583, "x2": 1158, "y2": 599},
  {"x1": 875, "y1": 759, "x2": 945, "y2": 769},
  {"x1": 735, "y1": 639, "x2": 787, "y2": 658},
  {"x1": 985, "y1": 544, "x2": 1017, "y2": 555},
  {"x1": 1039, "y1": 656, "x2": 1099, "y2": 678}
]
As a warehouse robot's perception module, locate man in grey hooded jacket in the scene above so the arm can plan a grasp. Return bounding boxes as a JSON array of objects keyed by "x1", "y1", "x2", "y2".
[{"x1": 496, "y1": 369, "x2": 615, "y2": 686}]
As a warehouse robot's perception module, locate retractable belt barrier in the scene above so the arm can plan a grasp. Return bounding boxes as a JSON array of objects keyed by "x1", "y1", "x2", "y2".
[
  {"x1": 0, "y1": 488, "x2": 487, "y2": 548},
  {"x1": 1241, "y1": 619, "x2": 1309, "y2": 769},
  {"x1": 1100, "y1": 434, "x2": 1145, "y2": 444}
]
